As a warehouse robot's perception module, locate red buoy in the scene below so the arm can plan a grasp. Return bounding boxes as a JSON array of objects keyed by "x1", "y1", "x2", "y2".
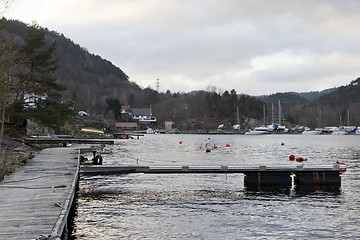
[
  {"x1": 226, "y1": 144, "x2": 230, "y2": 147},
  {"x1": 281, "y1": 142, "x2": 285, "y2": 146},
  {"x1": 339, "y1": 162, "x2": 346, "y2": 173},
  {"x1": 206, "y1": 148, "x2": 211, "y2": 153},
  {"x1": 179, "y1": 141, "x2": 182, "y2": 144}
]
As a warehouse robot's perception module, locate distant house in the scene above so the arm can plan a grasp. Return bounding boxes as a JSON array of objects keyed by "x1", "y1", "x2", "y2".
[
  {"x1": 121, "y1": 105, "x2": 131, "y2": 115},
  {"x1": 131, "y1": 107, "x2": 156, "y2": 123},
  {"x1": 24, "y1": 93, "x2": 47, "y2": 108},
  {"x1": 115, "y1": 122, "x2": 138, "y2": 131},
  {"x1": 164, "y1": 120, "x2": 175, "y2": 130},
  {"x1": 78, "y1": 111, "x2": 89, "y2": 117}
]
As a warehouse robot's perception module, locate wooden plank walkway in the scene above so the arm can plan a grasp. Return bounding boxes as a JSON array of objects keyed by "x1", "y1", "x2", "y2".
[
  {"x1": 24, "y1": 138, "x2": 114, "y2": 145},
  {"x1": 0, "y1": 147, "x2": 79, "y2": 240}
]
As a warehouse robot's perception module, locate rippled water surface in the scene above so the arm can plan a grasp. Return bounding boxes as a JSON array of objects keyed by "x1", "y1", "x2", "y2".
[{"x1": 71, "y1": 134, "x2": 360, "y2": 239}]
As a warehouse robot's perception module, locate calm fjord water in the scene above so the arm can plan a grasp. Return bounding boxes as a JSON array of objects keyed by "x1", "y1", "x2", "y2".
[{"x1": 71, "y1": 134, "x2": 360, "y2": 239}]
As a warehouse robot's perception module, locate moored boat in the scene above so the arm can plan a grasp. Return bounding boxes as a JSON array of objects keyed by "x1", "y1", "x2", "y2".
[
  {"x1": 245, "y1": 129, "x2": 267, "y2": 135},
  {"x1": 80, "y1": 127, "x2": 104, "y2": 135},
  {"x1": 302, "y1": 129, "x2": 321, "y2": 135}
]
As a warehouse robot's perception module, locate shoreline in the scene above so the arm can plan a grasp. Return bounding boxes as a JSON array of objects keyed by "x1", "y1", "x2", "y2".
[{"x1": 0, "y1": 137, "x2": 40, "y2": 181}]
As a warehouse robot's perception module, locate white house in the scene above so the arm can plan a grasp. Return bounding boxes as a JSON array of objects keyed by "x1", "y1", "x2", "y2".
[
  {"x1": 164, "y1": 120, "x2": 174, "y2": 130},
  {"x1": 24, "y1": 93, "x2": 47, "y2": 109},
  {"x1": 131, "y1": 107, "x2": 156, "y2": 123}
]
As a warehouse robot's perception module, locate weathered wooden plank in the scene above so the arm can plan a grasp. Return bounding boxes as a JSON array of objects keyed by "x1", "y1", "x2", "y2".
[{"x1": 0, "y1": 146, "x2": 79, "y2": 239}]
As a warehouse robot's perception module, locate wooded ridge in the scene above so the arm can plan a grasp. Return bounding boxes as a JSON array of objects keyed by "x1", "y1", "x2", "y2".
[{"x1": 2, "y1": 18, "x2": 360, "y2": 131}]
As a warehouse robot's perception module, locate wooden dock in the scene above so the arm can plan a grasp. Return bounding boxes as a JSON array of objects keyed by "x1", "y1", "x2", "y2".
[
  {"x1": 113, "y1": 133, "x2": 144, "y2": 139},
  {"x1": 81, "y1": 164, "x2": 346, "y2": 186},
  {"x1": 0, "y1": 147, "x2": 79, "y2": 239},
  {"x1": 24, "y1": 138, "x2": 114, "y2": 145}
]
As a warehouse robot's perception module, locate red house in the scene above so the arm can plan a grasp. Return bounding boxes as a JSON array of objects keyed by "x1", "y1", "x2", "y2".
[{"x1": 115, "y1": 122, "x2": 138, "y2": 131}]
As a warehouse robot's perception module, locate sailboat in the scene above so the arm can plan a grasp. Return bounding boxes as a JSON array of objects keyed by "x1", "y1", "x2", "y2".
[
  {"x1": 233, "y1": 107, "x2": 241, "y2": 131},
  {"x1": 245, "y1": 104, "x2": 270, "y2": 135},
  {"x1": 332, "y1": 111, "x2": 357, "y2": 135},
  {"x1": 274, "y1": 100, "x2": 287, "y2": 132}
]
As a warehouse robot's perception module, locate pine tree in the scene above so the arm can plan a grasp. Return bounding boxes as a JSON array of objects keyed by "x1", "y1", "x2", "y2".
[
  {"x1": 10, "y1": 22, "x2": 74, "y2": 130},
  {"x1": 19, "y1": 22, "x2": 65, "y2": 100}
]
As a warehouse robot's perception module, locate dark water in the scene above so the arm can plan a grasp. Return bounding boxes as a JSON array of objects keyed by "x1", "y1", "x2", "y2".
[{"x1": 71, "y1": 134, "x2": 360, "y2": 239}]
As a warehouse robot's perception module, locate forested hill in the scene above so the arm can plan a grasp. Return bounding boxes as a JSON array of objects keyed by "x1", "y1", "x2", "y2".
[
  {"x1": 260, "y1": 78, "x2": 360, "y2": 128},
  {"x1": 3, "y1": 19, "x2": 143, "y2": 114},
  {"x1": 3, "y1": 18, "x2": 360, "y2": 130}
]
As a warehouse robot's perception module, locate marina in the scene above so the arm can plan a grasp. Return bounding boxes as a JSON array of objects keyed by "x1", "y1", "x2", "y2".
[
  {"x1": 0, "y1": 134, "x2": 359, "y2": 239},
  {"x1": 72, "y1": 134, "x2": 360, "y2": 239}
]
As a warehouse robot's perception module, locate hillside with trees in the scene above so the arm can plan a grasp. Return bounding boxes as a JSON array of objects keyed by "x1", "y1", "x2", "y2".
[
  {"x1": 1, "y1": 19, "x2": 75, "y2": 140},
  {"x1": 3, "y1": 19, "x2": 144, "y2": 115},
  {"x1": 259, "y1": 78, "x2": 360, "y2": 129},
  {"x1": 1, "y1": 18, "x2": 360, "y2": 135}
]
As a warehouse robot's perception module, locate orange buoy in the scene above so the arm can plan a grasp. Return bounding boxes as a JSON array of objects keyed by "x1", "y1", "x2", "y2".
[
  {"x1": 214, "y1": 145, "x2": 218, "y2": 149},
  {"x1": 296, "y1": 156, "x2": 307, "y2": 162},
  {"x1": 226, "y1": 144, "x2": 230, "y2": 147}
]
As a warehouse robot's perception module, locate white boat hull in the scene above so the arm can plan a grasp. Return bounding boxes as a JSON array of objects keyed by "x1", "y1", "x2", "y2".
[
  {"x1": 245, "y1": 130, "x2": 267, "y2": 135},
  {"x1": 302, "y1": 130, "x2": 321, "y2": 135}
]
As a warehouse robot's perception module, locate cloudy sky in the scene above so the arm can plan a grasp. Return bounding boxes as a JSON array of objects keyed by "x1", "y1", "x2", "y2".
[{"x1": 3, "y1": 0, "x2": 360, "y2": 95}]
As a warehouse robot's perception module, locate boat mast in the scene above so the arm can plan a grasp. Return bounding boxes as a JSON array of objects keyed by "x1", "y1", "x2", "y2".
[
  {"x1": 271, "y1": 102, "x2": 274, "y2": 125},
  {"x1": 278, "y1": 100, "x2": 282, "y2": 126},
  {"x1": 263, "y1": 104, "x2": 266, "y2": 126},
  {"x1": 339, "y1": 115, "x2": 342, "y2": 126},
  {"x1": 236, "y1": 106, "x2": 240, "y2": 125}
]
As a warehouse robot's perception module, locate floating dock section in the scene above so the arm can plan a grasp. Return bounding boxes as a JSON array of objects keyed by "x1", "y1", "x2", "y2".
[{"x1": 81, "y1": 164, "x2": 346, "y2": 188}]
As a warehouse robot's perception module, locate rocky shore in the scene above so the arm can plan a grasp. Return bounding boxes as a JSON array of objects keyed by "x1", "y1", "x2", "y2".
[{"x1": 0, "y1": 136, "x2": 39, "y2": 181}]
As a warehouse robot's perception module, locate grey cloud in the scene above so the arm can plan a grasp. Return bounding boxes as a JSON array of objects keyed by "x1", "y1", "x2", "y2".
[{"x1": 6, "y1": 0, "x2": 360, "y2": 94}]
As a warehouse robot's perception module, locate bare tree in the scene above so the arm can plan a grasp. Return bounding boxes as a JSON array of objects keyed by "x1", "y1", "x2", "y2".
[
  {"x1": 0, "y1": 1, "x2": 11, "y2": 15},
  {"x1": 0, "y1": 1, "x2": 20, "y2": 143},
  {"x1": 0, "y1": 32, "x2": 21, "y2": 143}
]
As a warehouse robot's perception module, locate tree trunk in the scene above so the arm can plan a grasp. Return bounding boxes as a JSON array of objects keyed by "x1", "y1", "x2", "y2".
[{"x1": 0, "y1": 105, "x2": 5, "y2": 144}]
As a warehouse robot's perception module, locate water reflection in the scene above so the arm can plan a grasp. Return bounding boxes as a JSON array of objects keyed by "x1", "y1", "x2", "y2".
[{"x1": 294, "y1": 183, "x2": 341, "y2": 196}]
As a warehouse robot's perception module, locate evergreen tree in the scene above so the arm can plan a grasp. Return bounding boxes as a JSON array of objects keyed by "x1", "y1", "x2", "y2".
[
  {"x1": 105, "y1": 98, "x2": 122, "y2": 120},
  {"x1": 10, "y1": 22, "x2": 74, "y2": 130},
  {"x1": 19, "y1": 22, "x2": 65, "y2": 99}
]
